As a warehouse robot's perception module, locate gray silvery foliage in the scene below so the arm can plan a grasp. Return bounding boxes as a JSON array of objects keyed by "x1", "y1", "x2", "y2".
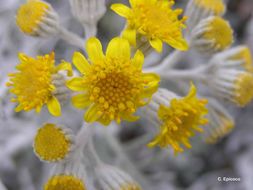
[{"x1": 0, "y1": 0, "x2": 253, "y2": 190}]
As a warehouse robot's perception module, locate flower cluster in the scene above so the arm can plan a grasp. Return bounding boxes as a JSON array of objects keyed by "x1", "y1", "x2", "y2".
[{"x1": 5, "y1": 0, "x2": 253, "y2": 189}]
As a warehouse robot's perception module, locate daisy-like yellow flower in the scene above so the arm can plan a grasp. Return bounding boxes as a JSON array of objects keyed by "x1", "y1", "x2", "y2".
[
  {"x1": 148, "y1": 84, "x2": 208, "y2": 153},
  {"x1": 67, "y1": 37, "x2": 160, "y2": 125},
  {"x1": 7, "y1": 52, "x2": 72, "y2": 116},
  {"x1": 16, "y1": 0, "x2": 50, "y2": 35},
  {"x1": 111, "y1": 0, "x2": 188, "y2": 52}
]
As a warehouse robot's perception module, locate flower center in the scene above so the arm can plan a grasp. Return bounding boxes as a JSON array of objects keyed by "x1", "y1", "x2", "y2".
[
  {"x1": 44, "y1": 175, "x2": 85, "y2": 190},
  {"x1": 203, "y1": 17, "x2": 233, "y2": 50},
  {"x1": 235, "y1": 73, "x2": 253, "y2": 106},
  {"x1": 34, "y1": 124, "x2": 71, "y2": 162},
  {"x1": 88, "y1": 60, "x2": 143, "y2": 118},
  {"x1": 16, "y1": 1, "x2": 49, "y2": 34}
]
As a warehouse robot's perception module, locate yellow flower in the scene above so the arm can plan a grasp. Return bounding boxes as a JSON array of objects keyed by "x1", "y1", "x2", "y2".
[
  {"x1": 111, "y1": 0, "x2": 188, "y2": 52},
  {"x1": 16, "y1": 0, "x2": 50, "y2": 35},
  {"x1": 234, "y1": 73, "x2": 253, "y2": 106},
  {"x1": 202, "y1": 16, "x2": 233, "y2": 51},
  {"x1": 44, "y1": 175, "x2": 86, "y2": 190},
  {"x1": 7, "y1": 52, "x2": 72, "y2": 116},
  {"x1": 34, "y1": 123, "x2": 74, "y2": 162},
  {"x1": 193, "y1": 0, "x2": 225, "y2": 15},
  {"x1": 231, "y1": 46, "x2": 253, "y2": 73},
  {"x1": 67, "y1": 37, "x2": 160, "y2": 125},
  {"x1": 148, "y1": 84, "x2": 208, "y2": 153}
]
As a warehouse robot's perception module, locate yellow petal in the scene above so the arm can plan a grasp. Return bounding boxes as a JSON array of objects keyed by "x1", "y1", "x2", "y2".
[
  {"x1": 129, "y1": 0, "x2": 137, "y2": 7},
  {"x1": 132, "y1": 50, "x2": 144, "y2": 69},
  {"x1": 111, "y1": 4, "x2": 131, "y2": 18},
  {"x1": 86, "y1": 37, "x2": 104, "y2": 63},
  {"x1": 122, "y1": 28, "x2": 136, "y2": 46},
  {"x1": 18, "y1": 53, "x2": 29, "y2": 63},
  {"x1": 15, "y1": 104, "x2": 24, "y2": 112},
  {"x1": 72, "y1": 52, "x2": 90, "y2": 74},
  {"x1": 47, "y1": 96, "x2": 61, "y2": 117},
  {"x1": 66, "y1": 77, "x2": 86, "y2": 91},
  {"x1": 165, "y1": 37, "x2": 189, "y2": 51},
  {"x1": 141, "y1": 83, "x2": 159, "y2": 98},
  {"x1": 84, "y1": 104, "x2": 102, "y2": 123},
  {"x1": 185, "y1": 82, "x2": 197, "y2": 98},
  {"x1": 106, "y1": 37, "x2": 130, "y2": 60},
  {"x1": 142, "y1": 73, "x2": 160, "y2": 83},
  {"x1": 150, "y1": 38, "x2": 163, "y2": 52},
  {"x1": 72, "y1": 93, "x2": 91, "y2": 109},
  {"x1": 56, "y1": 61, "x2": 73, "y2": 76}
]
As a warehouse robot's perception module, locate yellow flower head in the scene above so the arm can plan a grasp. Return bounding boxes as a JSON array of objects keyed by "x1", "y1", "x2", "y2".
[
  {"x1": 202, "y1": 16, "x2": 233, "y2": 51},
  {"x1": 111, "y1": 0, "x2": 188, "y2": 52},
  {"x1": 44, "y1": 175, "x2": 86, "y2": 190},
  {"x1": 34, "y1": 123, "x2": 74, "y2": 162},
  {"x1": 231, "y1": 46, "x2": 253, "y2": 73},
  {"x1": 16, "y1": 0, "x2": 50, "y2": 35},
  {"x1": 234, "y1": 73, "x2": 253, "y2": 106},
  {"x1": 7, "y1": 52, "x2": 72, "y2": 116},
  {"x1": 148, "y1": 84, "x2": 208, "y2": 153},
  {"x1": 193, "y1": 0, "x2": 225, "y2": 15},
  {"x1": 67, "y1": 37, "x2": 160, "y2": 125}
]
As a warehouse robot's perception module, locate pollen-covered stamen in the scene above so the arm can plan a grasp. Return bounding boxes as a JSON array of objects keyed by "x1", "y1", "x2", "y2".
[
  {"x1": 44, "y1": 175, "x2": 86, "y2": 190},
  {"x1": 90, "y1": 70, "x2": 141, "y2": 115}
]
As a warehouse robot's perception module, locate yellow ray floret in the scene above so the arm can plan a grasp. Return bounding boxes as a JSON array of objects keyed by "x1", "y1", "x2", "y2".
[
  {"x1": 148, "y1": 84, "x2": 208, "y2": 153},
  {"x1": 6, "y1": 52, "x2": 72, "y2": 116},
  {"x1": 194, "y1": 0, "x2": 225, "y2": 15},
  {"x1": 34, "y1": 123, "x2": 72, "y2": 162},
  {"x1": 203, "y1": 17, "x2": 233, "y2": 51},
  {"x1": 111, "y1": 0, "x2": 188, "y2": 52},
  {"x1": 67, "y1": 37, "x2": 160, "y2": 125},
  {"x1": 44, "y1": 175, "x2": 86, "y2": 190},
  {"x1": 234, "y1": 73, "x2": 253, "y2": 107},
  {"x1": 16, "y1": 0, "x2": 50, "y2": 34}
]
